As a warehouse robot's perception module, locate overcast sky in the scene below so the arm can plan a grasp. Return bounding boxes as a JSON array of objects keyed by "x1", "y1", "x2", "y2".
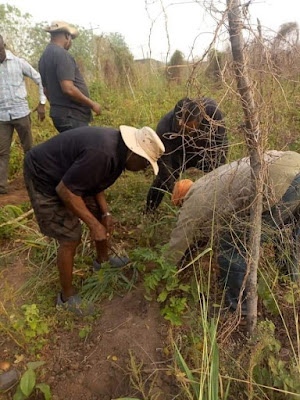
[{"x1": 4, "y1": 0, "x2": 300, "y2": 60}]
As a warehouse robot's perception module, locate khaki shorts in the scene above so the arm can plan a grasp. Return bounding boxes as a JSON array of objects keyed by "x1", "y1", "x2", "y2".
[{"x1": 24, "y1": 168, "x2": 102, "y2": 242}]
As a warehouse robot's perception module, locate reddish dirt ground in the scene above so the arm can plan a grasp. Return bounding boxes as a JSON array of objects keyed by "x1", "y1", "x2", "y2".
[
  {"x1": 0, "y1": 176, "x2": 29, "y2": 207},
  {"x1": 47, "y1": 287, "x2": 173, "y2": 400},
  {"x1": 0, "y1": 180, "x2": 174, "y2": 400},
  {"x1": 1, "y1": 276, "x2": 173, "y2": 400}
]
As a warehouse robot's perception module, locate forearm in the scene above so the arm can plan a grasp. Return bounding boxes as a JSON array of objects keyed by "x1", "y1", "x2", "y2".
[
  {"x1": 23, "y1": 62, "x2": 47, "y2": 104},
  {"x1": 95, "y1": 191, "x2": 109, "y2": 214},
  {"x1": 56, "y1": 181, "x2": 102, "y2": 230},
  {"x1": 43, "y1": 87, "x2": 49, "y2": 101},
  {"x1": 146, "y1": 172, "x2": 176, "y2": 211},
  {"x1": 62, "y1": 85, "x2": 93, "y2": 108},
  {"x1": 37, "y1": 81, "x2": 47, "y2": 104}
]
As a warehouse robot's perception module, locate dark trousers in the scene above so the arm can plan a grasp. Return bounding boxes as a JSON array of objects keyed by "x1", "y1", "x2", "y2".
[
  {"x1": 0, "y1": 115, "x2": 32, "y2": 191},
  {"x1": 218, "y1": 174, "x2": 300, "y2": 312},
  {"x1": 51, "y1": 117, "x2": 88, "y2": 133}
]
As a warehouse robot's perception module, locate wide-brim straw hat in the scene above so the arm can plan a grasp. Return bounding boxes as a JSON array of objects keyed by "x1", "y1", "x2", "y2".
[
  {"x1": 119, "y1": 125, "x2": 165, "y2": 175},
  {"x1": 44, "y1": 21, "x2": 79, "y2": 39}
]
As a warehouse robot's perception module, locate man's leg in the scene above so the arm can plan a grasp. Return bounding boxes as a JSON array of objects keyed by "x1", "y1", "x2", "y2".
[
  {"x1": 57, "y1": 240, "x2": 81, "y2": 301},
  {"x1": 262, "y1": 173, "x2": 300, "y2": 282},
  {"x1": 83, "y1": 196, "x2": 129, "y2": 269},
  {"x1": 13, "y1": 115, "x2": 33, "y2": 152},
  {"x1": 24, "y1": 166, "x2": 83, "y2": 301},
  {"x1": 272, "y1": 226, "x2": 300, "y2": 282},
  {"x1": 0, "y1": 121, "x2": 14, "y2": 192},
  {"x1": 218, "y1": 230, "x2": 248, "y2": 313}
]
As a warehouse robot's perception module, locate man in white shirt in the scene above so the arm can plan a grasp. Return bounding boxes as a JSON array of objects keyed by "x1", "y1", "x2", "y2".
[{"x1": 0, "y1": 35, "x2": 46, "y2": 194}]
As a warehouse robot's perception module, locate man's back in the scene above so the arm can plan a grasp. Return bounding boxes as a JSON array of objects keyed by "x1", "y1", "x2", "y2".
[
  {"x1": 25, "y1": 127, "x2": 127, "y2": 197},
  {"x1": 39, "y1": 44, "x2": 91, "y2": 122},
  {"x1": 168, "y1": 151, "x2": 300, "y2": 264}
]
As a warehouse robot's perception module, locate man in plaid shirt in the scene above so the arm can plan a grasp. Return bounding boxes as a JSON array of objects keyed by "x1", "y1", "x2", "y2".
[{"x1": 0, "y1": 35, "x2": 46, "y2": 194}]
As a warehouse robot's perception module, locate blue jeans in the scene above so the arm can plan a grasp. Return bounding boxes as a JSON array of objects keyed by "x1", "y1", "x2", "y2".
[
  {"x1": 52, "y1": 117, "x2": 88, "y2": 133},
  {"x1": 218, "y1": 174, "x2": 300, "y2": 311}
]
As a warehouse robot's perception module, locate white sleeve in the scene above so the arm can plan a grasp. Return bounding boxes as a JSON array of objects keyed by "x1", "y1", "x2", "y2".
[{"x1": 21, "y1": 58, "x2": 47, "y2": 104}]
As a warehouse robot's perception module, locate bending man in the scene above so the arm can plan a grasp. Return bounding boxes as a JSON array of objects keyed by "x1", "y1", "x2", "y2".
[
  {"x1": 24, "y1": 125, "x2": 164, "y2": 313},
  {"x1": 146, "y1": 97, "x2": 227, "y2": 211},
  {"x1": 168, "y1": 151, "x2": 300, "y2": 314}
]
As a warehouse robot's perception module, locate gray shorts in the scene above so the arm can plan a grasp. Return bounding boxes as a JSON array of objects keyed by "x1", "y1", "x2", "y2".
[{"x1": 24, "y1": 169, "x2": 102, "y2": 242}]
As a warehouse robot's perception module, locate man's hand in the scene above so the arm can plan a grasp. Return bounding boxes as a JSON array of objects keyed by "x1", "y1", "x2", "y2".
[
  {"x1": 90, "y1": 223, "x2": 108, "y2": 241},
  {"x1": 34, "y1": 103, "x2": 46, "y2": 122},
  {"x1": 91, "y1": 101, "x2": 101, "y2": 115},
  {"x1": 102, "y1": 214, "x2": 114, "y2": 236}
]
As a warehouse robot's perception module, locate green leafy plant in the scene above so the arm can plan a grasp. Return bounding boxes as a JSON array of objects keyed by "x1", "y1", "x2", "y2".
[
  {"x1": 79, "y1": 325, "x2": 92, "y2": 339},
  {"x1": 250, "y1": 321, "x2": 300, "y2": 398},
  {"x1": 161, "y1": 296, "x2": 187, "y2": 325},
  {"x1": 13, "y1": 361, "x2": 51, "y2": 400},
  {"x1": 11, "y1": 304, "x2": 49, "y2": 351},
  {"x1": 131, "y1": 246, "x2": 190, "y2": 325},
  {"x1": 257, "y1": 278, "x2": 279, "y2": 316}
]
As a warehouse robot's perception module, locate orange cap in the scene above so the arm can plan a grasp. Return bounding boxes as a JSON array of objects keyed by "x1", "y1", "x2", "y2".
[{"x1": 171, "y1": 179, "x2": 193, "y2": 207}]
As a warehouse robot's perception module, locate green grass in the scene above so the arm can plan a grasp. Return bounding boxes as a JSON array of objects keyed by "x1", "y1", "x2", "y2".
[{"x1": 2, "y1": 70, "x2": 300, "y2": 399}]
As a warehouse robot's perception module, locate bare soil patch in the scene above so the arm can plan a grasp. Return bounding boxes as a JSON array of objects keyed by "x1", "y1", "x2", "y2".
[
  {"x1": 0, "y1": 255, "x2": 174, "y2": 400},
  {"x1": 47, "y1": 286, "x2": 173, "y2": 400},
  {"x1": 0, "y1": 176, "x2": 28, "y2": 207}
]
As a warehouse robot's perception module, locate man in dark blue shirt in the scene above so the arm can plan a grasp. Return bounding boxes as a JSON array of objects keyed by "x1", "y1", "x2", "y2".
[
  {"x1": 39, "y1": 21, "x2": 101, "y2": 132},
  {"x1": 24, "y1": 125, "x2": 165, "y2": 314},
  {"x1": 146, "y1": 97, "x2": 228, "y2": 211}
]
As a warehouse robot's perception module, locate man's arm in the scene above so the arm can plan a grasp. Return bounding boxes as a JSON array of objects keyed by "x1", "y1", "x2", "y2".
[
  {"x1": 146, "y1": 155, "x2": 179, "y2": 212},
  {"x1": 43, "y1": 87, "x2": 49, "y2": 101},
  {"x1": 95, "y1": 191, "x2": 113, "y2": 235},
  {"x1": 60, "y1": 80, "x2": 101, "y2": 115},
  {"x1": 21, "y1": 58, "x2": 46, "y2": 121},
  {"x1": 56, "y1": 181, "x2": 107, "y2": 241}
]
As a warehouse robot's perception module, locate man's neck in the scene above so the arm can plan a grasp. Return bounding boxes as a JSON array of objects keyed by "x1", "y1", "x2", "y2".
[{"x1": 50, "y1": 39, "x2": 66, "y2": 49}]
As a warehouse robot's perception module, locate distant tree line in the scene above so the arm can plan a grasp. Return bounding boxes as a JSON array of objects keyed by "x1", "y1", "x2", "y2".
[
  {"x1": 205, "y1": 21, "x2": 300, "y2": 81},
  {"x1": 1, "y1": 3, "x2": 298, "y2": 88},
  {"x1": 0, "y1": 4, "x2": 137, "y2": 87}
]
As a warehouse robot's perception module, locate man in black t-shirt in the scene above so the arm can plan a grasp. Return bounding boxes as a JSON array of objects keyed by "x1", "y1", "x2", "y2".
[
  {"x1": 146, "y1": 97, "x2": 228, "y2": 211},
  {"x1": 24, "y1": 125, "x2": 165, "y2": 314},
  {"x1": 39, "y1": 21, "x2": 101, "y2": 133}
]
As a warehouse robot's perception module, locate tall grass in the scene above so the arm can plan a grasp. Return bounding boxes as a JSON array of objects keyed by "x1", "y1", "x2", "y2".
[{"x1": 3, "y1": 67, "x2": 300, "y2": 399}]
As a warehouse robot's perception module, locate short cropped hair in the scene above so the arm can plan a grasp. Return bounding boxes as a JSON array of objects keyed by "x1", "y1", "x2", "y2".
[{"x1": 174, "y1": 97, "x2": 203, "y2": 125}]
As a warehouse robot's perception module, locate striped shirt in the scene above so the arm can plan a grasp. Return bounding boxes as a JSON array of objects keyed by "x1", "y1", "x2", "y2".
[{"x1": 0, "y1": 50, "x2": 46, "y2": 121}]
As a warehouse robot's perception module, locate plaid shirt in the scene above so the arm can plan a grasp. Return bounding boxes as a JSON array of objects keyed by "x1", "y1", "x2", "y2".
[{"x1": 0, "y1": 50, "x2": 46, "y2": 121}]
